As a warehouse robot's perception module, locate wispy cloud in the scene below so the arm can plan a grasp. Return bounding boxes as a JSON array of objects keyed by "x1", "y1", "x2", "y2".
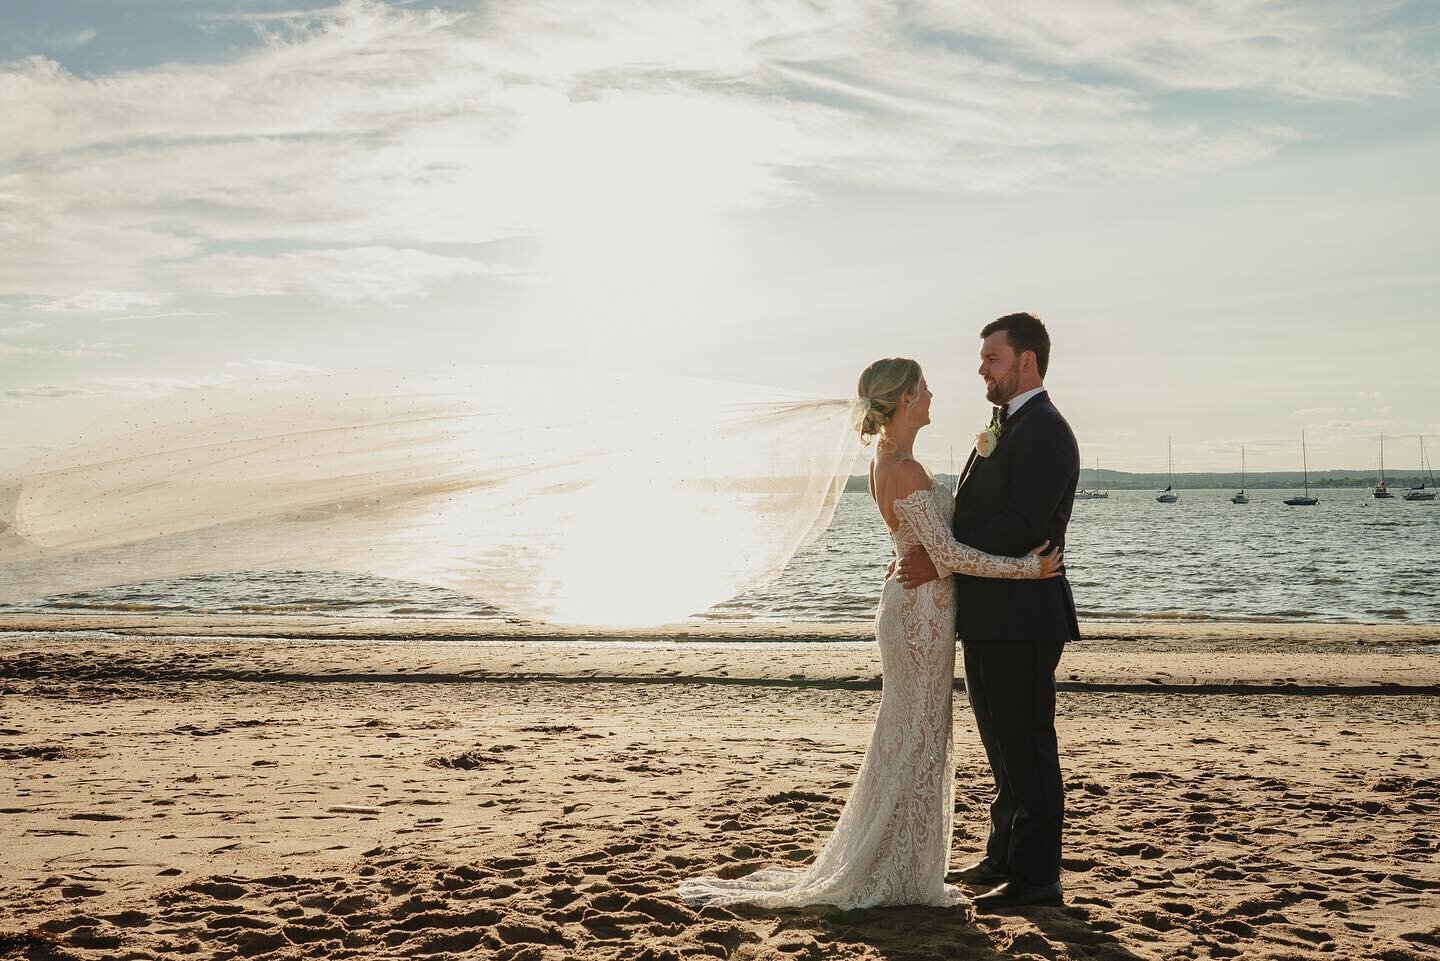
[
  {"x1": 914, "y1": 0, "x2": 1417, "y2": 101},
  {"x1": 32, "y1": 291, "x2": 166, "y2": 313},
  {"x1": 0, "y1": 339, "x2": 128, "y2": 360},
  {"x1": 179, "y1": 246, "x2": 510, "y2": 304},
  {"x1": 6, "y1": 27, "x2": 97, "y2": 56},
  {"x1": 2, "y1": 383, "x2": 98, "y2": 400},
  {"x1": 0, "y1": 319, "x2": 43, "y2": 336},
  {"x1": 2, "y1": 359, "x2": 331, "y2": 404},
  {"x1": 0, "y1": 0, "x2": 1427, "y2": 311},
  {"x1": 101, "y1": 309, "x2": 221, "y2": 323}
]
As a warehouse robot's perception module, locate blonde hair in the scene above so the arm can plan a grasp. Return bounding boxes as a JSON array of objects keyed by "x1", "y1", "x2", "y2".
[{"x1": 855, "y1": 357, "x2": 922, "y2": 445}]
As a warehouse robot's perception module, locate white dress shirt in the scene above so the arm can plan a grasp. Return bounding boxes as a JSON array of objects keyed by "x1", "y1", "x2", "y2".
[{"x1": 1006, "y1": 385, "x2": 1046, "y2": 417}]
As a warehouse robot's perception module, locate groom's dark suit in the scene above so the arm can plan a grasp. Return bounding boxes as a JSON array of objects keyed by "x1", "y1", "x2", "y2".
[{"x1": 952, "y1": 389, "x2": 1079, "y2": 887}]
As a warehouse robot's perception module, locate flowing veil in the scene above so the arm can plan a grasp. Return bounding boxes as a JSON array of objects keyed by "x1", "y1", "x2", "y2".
[{"x1": 0, "y1": 366, "x2": 859, "y2": 626}]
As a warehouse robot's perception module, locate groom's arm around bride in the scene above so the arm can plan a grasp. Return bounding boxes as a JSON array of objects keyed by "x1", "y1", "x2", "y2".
[{"x1": 899, "y1": 314, "x2": 1080, "y2": 644}]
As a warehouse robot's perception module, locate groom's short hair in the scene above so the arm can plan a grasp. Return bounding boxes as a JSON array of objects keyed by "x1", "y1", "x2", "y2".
[{"x1": 982, "y1": 312, "x2": 1050, "y2": 378}]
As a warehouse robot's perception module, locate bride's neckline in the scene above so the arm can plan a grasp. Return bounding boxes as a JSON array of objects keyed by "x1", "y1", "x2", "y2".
[{"x1": 872, "y1": 465, "x2": 944, "y2": 536}]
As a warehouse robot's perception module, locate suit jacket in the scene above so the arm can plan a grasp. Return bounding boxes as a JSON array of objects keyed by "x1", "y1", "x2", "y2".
[{"x1": 952, "y1": 390, "x2": 1081, "y2": 643}]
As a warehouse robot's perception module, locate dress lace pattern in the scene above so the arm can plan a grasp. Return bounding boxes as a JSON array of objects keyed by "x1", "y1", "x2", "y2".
[{"x1": 676, "y1": 477, "x2": 1038, "y2": 910}]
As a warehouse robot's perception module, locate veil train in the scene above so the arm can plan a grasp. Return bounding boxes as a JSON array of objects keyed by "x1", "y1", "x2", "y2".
[{"x1": 0, "y1": 366, "x2": 859, "y2": 626}]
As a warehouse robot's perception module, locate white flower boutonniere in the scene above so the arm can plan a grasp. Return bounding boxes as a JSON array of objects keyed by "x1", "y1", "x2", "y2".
[{"x1": 974, "y1": 409, "x2": 1005, "y2": 458}]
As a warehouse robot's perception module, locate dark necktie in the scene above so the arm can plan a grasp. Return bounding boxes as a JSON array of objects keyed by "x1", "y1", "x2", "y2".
[{"x1": 995, "y1": 405, "x2": 1009, "y2": 427}]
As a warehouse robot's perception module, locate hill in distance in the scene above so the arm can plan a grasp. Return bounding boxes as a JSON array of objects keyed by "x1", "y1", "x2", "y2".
[{"x1": 844, "y1": 468, "x2": 1434, "y2": 492}]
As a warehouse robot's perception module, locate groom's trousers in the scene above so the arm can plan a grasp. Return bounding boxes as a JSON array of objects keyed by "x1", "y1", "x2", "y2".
[{"x1": 962, "y1": 640, "x2": 1065, "y2": 886}]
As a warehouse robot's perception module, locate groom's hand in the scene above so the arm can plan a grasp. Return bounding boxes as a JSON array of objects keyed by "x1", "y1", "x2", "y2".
[{"x1": 896, "y1": 545, "x2": 938, "y2": 590}]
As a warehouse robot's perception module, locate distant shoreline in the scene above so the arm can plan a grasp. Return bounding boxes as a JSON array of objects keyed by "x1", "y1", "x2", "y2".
[{"x1": 846, "y1": 471, "x2": 1434, "y2": 492}]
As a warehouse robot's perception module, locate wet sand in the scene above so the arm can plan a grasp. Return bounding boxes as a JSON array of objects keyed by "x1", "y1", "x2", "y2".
[{"x1": 1, "y1": 619, "x2": 1437, "y2": 960}]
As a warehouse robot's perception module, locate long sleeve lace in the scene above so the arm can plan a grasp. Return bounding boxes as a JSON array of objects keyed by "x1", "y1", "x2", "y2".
[{"x1": 893, "y1": 490, "x2": 1039, "y2": 579}]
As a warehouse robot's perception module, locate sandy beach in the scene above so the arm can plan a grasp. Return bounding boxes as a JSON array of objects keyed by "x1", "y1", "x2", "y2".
[{"x1": 2, "y1": 617, "x2": 1437, "y2": 960}]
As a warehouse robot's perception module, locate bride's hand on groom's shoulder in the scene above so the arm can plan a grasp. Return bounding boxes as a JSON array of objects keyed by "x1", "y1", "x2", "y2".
[{"x1": 1029, "y1": 541, "x2": 1064, "y2": 579}]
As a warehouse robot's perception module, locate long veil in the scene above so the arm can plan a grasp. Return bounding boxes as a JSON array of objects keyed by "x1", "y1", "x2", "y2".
[{"x1": 0, "y1": 366, "x2": 860, "y2": 626}]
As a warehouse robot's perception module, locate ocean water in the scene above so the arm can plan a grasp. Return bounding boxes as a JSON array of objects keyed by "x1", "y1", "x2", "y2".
[{"x1": 1, "y1": 489, "x2": 1436, "y2": 625}]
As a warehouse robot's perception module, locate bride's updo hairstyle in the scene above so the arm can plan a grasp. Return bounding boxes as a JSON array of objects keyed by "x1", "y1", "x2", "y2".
[{"x1": 855, "y1": 357, "x2": 922, "y2": 446}]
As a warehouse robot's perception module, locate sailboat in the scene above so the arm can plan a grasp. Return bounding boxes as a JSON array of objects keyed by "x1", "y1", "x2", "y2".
[
  {"x1": 1156, "y1": 438, "x2": 1179, "y2": 503},
  {"x1": 1373, "y1": 433, "x2": 1394, "y2": 498},
  {"x1": 1283, "y1": 432, "x2": 1319, "y2": 506},
  {"x1": 1231, "y1": 446, "x2": 1248, "y2": 504},
  {"x1": 1403, "y1": 435, "x2": 1437, "y2": 501},
  {"x1": 1075, "y1": 457, "x2": 1109, "y2": 500}
]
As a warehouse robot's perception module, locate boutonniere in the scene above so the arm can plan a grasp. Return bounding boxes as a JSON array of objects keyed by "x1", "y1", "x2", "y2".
[{"x1": 975, "y1": 409, "x2": 1004, "y2": 458}]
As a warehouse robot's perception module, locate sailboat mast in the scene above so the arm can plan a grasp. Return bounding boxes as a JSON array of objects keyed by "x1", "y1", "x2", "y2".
[{"x1": 1302, "y1": 431, "x2": 1310, "y2": 496}]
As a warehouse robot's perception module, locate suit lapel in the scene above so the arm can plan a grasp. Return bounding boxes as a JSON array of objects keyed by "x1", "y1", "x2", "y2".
[
  {"x1": 956, "y1": 447, "x2": 981, "y2": 491},
  {"x1": 957, "y1": 391, "x2": 1049, "y2": 493}
]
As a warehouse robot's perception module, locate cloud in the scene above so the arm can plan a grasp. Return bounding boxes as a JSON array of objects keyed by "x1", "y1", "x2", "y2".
[
  {"x1": 913, "y1": 0, "x2": 1416, "y2": 101},
  {"x1": 58, "y1": 341, "x2": 129, "y2": 359},
  {"x1": 1291, "y1": 417, "x2": 1394, "y2": 437},
  {"x1": 0, "y1": 0, "x2": 1426, "y2": 310},
  {"x1": 7, "y1": 27, "x2": 97, "y2": 56},
  {"x1": 32, "y1": 291, "x2": 166, "y2": 313},
  {"x1": 0, "y1": 319, "x2": 43, "y2": 336},
  {"x1": 196, "y1": 9, "x2": 336, "y2": 25},
  {"x1": 92, "y1": 374, "x2": 238, "y2": 395},
  {"x1": 95, "y1": 358, "x2": 330, "y2": 396},
  {"x1": 2, "y1": 358, "x2": 333, "y2": 404},
  {"x1": 2, "y1": 384, "x2": 97, "y2": 400},
  {"x1": 102, "y1": 309, "x2": 221, "y2": 323},
  {"x1": 177, "y1": 247, "x2": 508, "y2": 304},
  {"x1": 0, "y1": 339, "x2": 128, "y2": 360},
  {"x1": 222, "y1": 359, "x2": 329, "y2": 378}
]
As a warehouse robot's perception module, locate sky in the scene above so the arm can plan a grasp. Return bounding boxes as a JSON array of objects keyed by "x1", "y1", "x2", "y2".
[{"x1": 2, "y1": 0, "x2": 1438, "y2": 475}]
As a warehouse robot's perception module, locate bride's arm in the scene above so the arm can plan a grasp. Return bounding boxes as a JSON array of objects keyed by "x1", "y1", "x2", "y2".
[{"x1": 891, "y1": 463, "x2": 1044, "y2": 580}]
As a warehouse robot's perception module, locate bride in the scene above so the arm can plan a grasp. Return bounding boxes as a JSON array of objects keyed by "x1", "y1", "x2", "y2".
[{"x1": 677, "y1": 357, "x2": 1062, "y2": 910}]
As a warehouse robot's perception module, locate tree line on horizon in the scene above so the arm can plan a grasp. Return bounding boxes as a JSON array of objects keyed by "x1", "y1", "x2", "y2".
[{"x1": 844, "y1": 469, "x2": 1433, "y2": 492}]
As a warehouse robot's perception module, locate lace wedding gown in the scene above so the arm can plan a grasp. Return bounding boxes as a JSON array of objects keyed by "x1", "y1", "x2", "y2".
[{"x1": 677, "y1": 476, "x2": 1039, "y2": 910}]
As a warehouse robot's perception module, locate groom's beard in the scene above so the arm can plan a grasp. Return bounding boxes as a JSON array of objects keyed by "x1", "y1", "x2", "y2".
[{"x1": 985, "y1": 368, "x2": 1020, "y2": 406}]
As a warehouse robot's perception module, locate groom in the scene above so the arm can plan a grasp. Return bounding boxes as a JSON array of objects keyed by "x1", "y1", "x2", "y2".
[{"x1": 897, "y1": 312, "x2": 1080, "y2": 910}]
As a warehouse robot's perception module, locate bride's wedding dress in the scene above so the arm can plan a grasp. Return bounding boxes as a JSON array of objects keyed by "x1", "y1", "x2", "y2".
[{"x1": 677, "y1": 475, "x2": 1039, "y2": 910}]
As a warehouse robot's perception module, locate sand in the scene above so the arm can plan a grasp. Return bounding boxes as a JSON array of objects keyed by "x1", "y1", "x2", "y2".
[{"x1": 1, "y1": 617, "x2": 1437, "y2": 960}]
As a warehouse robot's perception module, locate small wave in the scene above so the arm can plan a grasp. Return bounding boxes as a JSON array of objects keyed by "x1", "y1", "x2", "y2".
[
  {"x1": 45, "y1": 601, "x2": 188, "y2": 613},
  {"x1": 1077, "y1": 610, "x2": 1341, "y2": 625},
  {"x1": 1364, "y1": 608, "x2": 1411, "y2": 619}
]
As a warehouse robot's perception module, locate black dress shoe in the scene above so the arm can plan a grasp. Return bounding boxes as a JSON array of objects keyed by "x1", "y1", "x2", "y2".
[
  {"x1": 972, "y1": 880, "x2": 1063, "y2": 911},
  {"x1": 945, "y1": 859, "x2": 1009, "y2": 885}
]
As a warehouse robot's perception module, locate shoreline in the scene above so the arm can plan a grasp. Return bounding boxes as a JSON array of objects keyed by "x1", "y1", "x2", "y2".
[
  {"x1": 3, "y1": 620, "x2": 1438, "y2": 694},
  {"x1": 3, "y1": 612, "x2": 1438, "y2": 644}
]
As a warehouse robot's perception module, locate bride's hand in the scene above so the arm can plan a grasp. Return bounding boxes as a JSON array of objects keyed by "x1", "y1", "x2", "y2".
[{"x1": 1028, "y1": 540, "x2": 1064, "y2": 579}]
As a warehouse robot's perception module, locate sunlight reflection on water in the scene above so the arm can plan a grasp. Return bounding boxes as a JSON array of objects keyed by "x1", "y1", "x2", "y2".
[{"x1": 4, "y1": 488, "x2": 1436, "y2": 626}]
